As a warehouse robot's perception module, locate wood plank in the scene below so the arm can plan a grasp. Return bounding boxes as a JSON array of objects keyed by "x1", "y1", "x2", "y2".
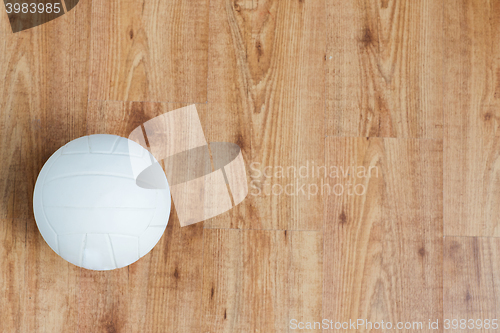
[
  {"x1": 204, "y1": 0, "x2": 326, "y2": 230},
  {"x1": 323, "y1": 137, "x2": 443, "y2": 332},
  {"x1": 85, "y1": 100, "x2": 206, "y2": 332},
  {"x1": 444, "y1": 0, "x2": 500, "y2": 237},
  {"x1": 136, "y1": 213, "x2": 204, "y2": 333},
  {"x1": 444, "y1": 237, "x2": 500, "y2": 331},
  {"x1": 88, "y1": 0, "x2": 210, "y2": 103},
  {"x1": 78, "y1": 268, "x2": 129, "y2": 333},
  {"x1": 0, "y1": 1, "x2": 91, "y2": 331},
  {"x1": 201, "y1": 229, "x2": 322, "y2": 333},
  {"x1": 0, "y1": 4, "x2": 12, "y2": 34},
  {"x1": 0, "y1": 218, "x2": 26, "y2": 332},
  {"x1": 326, "y1": 0, "x2": 443, "y2": 138},
  {"x1": 0, "y1": 219, "x2": 80, "y2": 333},
  {"x1": 0, "y1": 0, "x2": 90, "y2": 219}
]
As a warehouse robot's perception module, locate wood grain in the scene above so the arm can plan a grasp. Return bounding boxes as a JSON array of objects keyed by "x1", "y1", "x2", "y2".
[
  {"x1": 85, "y1": 100, "x2": 206, "y2": 332},
  {"x1": 444, "y1": 0, "x2": 500, "y2": 237},
  {"x1": 78, "y1": 268, "x2": 129, "y2": 333},
  {"x1": 0, "y1": 0, "x2": 90, "y2": 220},
  {"x1": 1, "y1": 0, "x2": 498, "y2": 332},
  {"x1": 0, "y1": 4, "x2": 11, "y2": 34},
  {"x1": 0, "y1": 218, "x2": 27, "y2": 332},
  {"x1": 0, "y1": 1, "x2": 91, "y2": 331},
  {"x1": 444, "y1": 237, "x2": 500, "y2": 332},
  {"x1": 204, "y1": 0, "x2": 326, "y2": 230},
  {"x1": 323, "y1": 137, "x2": 443, "y2": 332},
  {"x1": 201, "y1": 229, "x2": 322, "y2": 333},
  {"x1": 326, "y1": 0, "x2": 443, "y2": 138},
  {"x1": 0, "y1": 219, "x2": 80, "y2": 333},
  {"x1": 86, "y1": 100, "x2": 209, "y2": 140},
  {"x1": 88, "y1": 0, "x2": 210, "y2": 103}
]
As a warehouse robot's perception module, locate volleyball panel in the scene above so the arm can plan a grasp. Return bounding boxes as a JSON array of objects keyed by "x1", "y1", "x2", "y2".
[
  {"x1": 44, "y1": 154, "x2": 151, "y2": 183},
  {"x1": 109, "y1": 234, "x2": 140, "y2": 268},
  {"x1": 82, "y1": 234, "x2": 116, "y2": 271},
  {"x1": 42, "y1": 175, "x2": 158, "y2": 208},
  {"x1": 60, "y1": 136, "x2": 90, "y2": 155},
  {"x1": 58, "y1": 234, "x2": 86, "y2": 267},
  {"x1": 43, "y1": 207, "x2": 157, "y2": 235}
]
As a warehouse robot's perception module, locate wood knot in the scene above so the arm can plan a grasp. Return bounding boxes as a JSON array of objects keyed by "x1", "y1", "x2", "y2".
[
  {"x1": 360, "y1": 27, "x2": 373, "y2": 47},
  {"x1": 339, "y1": 211, "x2": 347, "y2": 225}
]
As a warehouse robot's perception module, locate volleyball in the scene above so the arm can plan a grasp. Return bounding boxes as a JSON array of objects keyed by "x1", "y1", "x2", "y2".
[{"x1": 33, "y1": 134, "x2": 171, "y2": 271}]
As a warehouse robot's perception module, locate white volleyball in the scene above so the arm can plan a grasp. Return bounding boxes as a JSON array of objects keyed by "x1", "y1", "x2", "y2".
[{"x1": 33, "y1": 134, "x2": 171, "y2": 271}]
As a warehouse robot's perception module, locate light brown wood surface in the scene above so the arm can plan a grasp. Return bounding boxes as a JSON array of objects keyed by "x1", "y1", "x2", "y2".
[
  {"x1": 444, "y1": 237, "x2": 500, "y2": 333},
  {"x1": 1, "y1": 0, "x2": 500, "y2": 332},
  {"x1": 204, "y1": 0, "x2": 326, "y2": 231},
  {"x1": 202, "y1": 229, "x2": 322, "y2": 332},
  {"x1": 444, "y1": 0, "x2": 500, "y2": 237},
  {"x1": 88, "y1": 0, "x2": 210, "y2": 103},
  {"x1": 326, "y1": 0, "x2": 443, "y2": 138},
  {"x1": 0, "y1": 0, "x2": 91, "y2": 332},
  {"x1": 323, "y1": 137, "x2": 443, "y2": 332},
  {"x1": 0, "y1": 6, "x2": 10, "y2": 34}
]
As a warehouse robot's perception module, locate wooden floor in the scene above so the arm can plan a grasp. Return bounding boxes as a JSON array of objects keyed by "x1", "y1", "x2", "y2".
[{"x1": 1, "y1": 0, "x2": 500, "y2": 332}]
